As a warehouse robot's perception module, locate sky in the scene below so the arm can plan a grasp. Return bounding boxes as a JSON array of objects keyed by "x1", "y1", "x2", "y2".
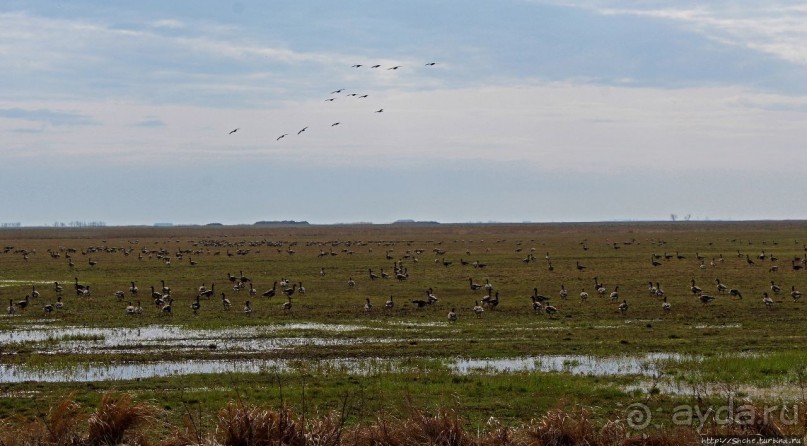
[{"x1": 1, "y1": 0, "x2": 807, "y2": 225}]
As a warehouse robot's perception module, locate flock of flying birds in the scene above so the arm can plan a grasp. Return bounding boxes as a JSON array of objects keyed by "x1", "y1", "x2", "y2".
[{"x1": 226, "y1": 62, "x2": 439, "y2": 140}]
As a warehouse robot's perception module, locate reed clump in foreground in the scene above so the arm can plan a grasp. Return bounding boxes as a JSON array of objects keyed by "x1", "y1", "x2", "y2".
[{"x1": 0, "y1": 393, "x2": 805, "y2": 445}]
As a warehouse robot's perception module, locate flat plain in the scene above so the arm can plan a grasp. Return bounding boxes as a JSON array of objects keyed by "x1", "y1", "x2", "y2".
[{"x1": 1, "y1": 221, "x2": 806, "y2": 441}]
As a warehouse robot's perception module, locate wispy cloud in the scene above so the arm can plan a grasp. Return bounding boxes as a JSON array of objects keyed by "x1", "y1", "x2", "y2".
[
  {"x1": 0, "y1": 108, "x2": 98, "y2": 126},
  {"x1": 149, "y1": 19, "x2": 185, "y2": 29},
  {"x1": 550, "y1": 1, "x2": 807, "y2": 65},
  {"x1": 133, "y1": 117, "x2": 166, "y2": 128}
]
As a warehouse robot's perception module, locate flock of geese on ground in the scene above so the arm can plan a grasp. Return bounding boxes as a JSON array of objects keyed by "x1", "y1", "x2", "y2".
[
  {"x1": 226, "y1": 62, "x2": 439, "y2": 141},
  {"x1": 5, "y1": 236, "x2": 807, "y2": 323}
]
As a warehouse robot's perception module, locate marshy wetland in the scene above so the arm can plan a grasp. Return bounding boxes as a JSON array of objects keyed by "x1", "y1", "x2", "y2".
[{"x1": 2, "y1": 222, "x2": 807, "y2": 442}]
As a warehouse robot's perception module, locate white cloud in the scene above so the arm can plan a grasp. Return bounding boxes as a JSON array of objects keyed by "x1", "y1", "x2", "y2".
[
  {"x1": 548, "y1": 1, "x2": 807, "y2": 65},
  {"x1": 3, "y1": 81, "x2": 807, "y2": 175},
  {"x1": 150, "y1": 19, "x2": 186, "y2": 29}
]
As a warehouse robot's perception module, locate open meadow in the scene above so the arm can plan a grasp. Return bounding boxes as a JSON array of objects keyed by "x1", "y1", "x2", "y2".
[{"x1": 2, "y1": 221, "x2": 807, "y2": 443}]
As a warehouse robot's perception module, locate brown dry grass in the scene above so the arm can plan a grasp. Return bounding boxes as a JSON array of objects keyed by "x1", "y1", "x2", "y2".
[
  {"x1": 2, "y1": 394, "x2": 806, "y2": 446},
  {"x1": 86, "y1": 392, "x2": 157, "y2": 445}
]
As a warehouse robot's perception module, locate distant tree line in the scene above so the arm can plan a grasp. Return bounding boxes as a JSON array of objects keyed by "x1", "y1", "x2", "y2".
[
  {"x1": 0, "y1": 222, "x2": 21, "y2": 228},
  {"x1": 669, "y1": 214, "x2": 692, "y2": 222},
  {"x1": 253, "y1": 220, "x2": 309, "y2": 226},
  {"x1": 52, "y1": 221, "x2": 107, "y2": 227}
]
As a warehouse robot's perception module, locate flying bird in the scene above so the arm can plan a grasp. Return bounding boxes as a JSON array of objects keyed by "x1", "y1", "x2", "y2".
[
  {"x1": 325, "y1": 98, "x2": 336, "y2": 102},
  {"x1": 388, "y1": 66, "x2": 401, "y2": 70},
  {"x1": 331, "y1": 89, "x2": 344, "y2": 94},
  {"x1": 352, "y1": 64, "x2": 362, "y2": 68},
  {"x1": 331, "y1": 122, "x2": 340, "y2": 127},
  {"x1": 375, "y1": 109, "x2": 384, "y2": 113},
  {"x1": 276, "y1": 134, "x2": 288, "y2": 141},
  {"x1": 228, "y1": 128, "x2": 239, "y2": 135},
  {"x1": 297, "y1": 127, "x2": 308, "y2": 135},
  {"x1": 371, "y1": 64, "x2": 381, "y2": 68},
  {"x1": 359, "y1": 94, "x2": 368, "y2": 98},
  {"x1": 425, "y1": 62, "x2": 437, "y2": 66}
]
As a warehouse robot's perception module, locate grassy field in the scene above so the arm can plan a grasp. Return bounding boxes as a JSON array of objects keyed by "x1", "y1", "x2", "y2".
[{"x1": 1, "y1": 221, "x2": 807, "y2": 442}]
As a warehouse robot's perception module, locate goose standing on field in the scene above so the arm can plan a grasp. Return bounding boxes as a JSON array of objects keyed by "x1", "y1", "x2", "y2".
[
  {"x1": 411, "y1": 299, "x2": 428, "y2": 308},
  {"x1": 792, "y1": 286, "x2": 803, "y2": 301},
  {"x1": 134, "y1": 301, "x2": 142, "y2": 315},
  {"x1": 364, "y1": 298, "x2": 373, "y2": 313},
  {"x1": 282, "y1": 296, "x2": 292, "y2": 311},
  {"x1": 618, "y1": 300, "x2": 629, "y2": 314},
  {"x1": 690, "y1": 279, "x2": 702, "y2": 295},
  {"x1": 244, "y1": 301, "x2": 252, "y2": 316},
  {"x1": 129, "y1": 281, "x2": 138, "y2": 295},
  {"x1": 31, "y1": 286, "x2": 40, "y2": 299},
  {"x1": 579, "y1": 289, "x2": 589, "y2": 302},
  {"x1": 715, "y1": 279, "x2": 728, "y2": 294},
  {"x1": 347, "y1": 277, "x2": 356, "y2": 288},
  {"x1": 662, "y1": 296, "x2": 671, "y2": 314},
  {"x1": 609, "y1": 286, "x2": 620, "y2": 302},
  {"x1": 201, "y1": 283, "x2": 215, "y2": 299},
  {"x1": 74, "y1": 277, "x2": 87, "y2": 292},
  {"x1": 298, "y1": 282, "x2": 305, "y2": 295},
  {"x1": 594, "y1": 277, "x2": 606, "y2": 295},
  {"x1": 487, "y1": 291, "x2": 500, "y2": 309},
  {"x1": 191, "y1": 296, "x2": 201, "y2": 315},
  {"x1": 763, "y1": 292, "x2": 774, "y2": 309},
  {"x1": 469, "y1": 278, "x2": 482, "y2": 291},
  {"x1": 126, "y1": 301, "x2": 136, "y2": 315},
  {"x1": 545, "y1": 304, "x2": 558, "y2": 316},
  {"x1": 559, "y1": 284, "x2": 568, "y2": 300},
  {"x1": 770, "y1": 281, "x2": 782, "y2": 294},
  {"x1": 115, "y1": 290, "x2": 125, "y2": 300},
  {"x1": 532, "y1": 288, "x2": 550, "y2": 303},
  {"x1": 54, "y1": 296, "x2": 63, "y2": 310},
  {"x1": 221, "y1": 293, "x2": 231, "y2": 310},
  {"x1": 54, "y1": 282, "x2": 64, "y2": 293},
  {"x1": 531, "y1": 296, "x2": 543, "y2": 312},
  {"x1": 161, "y1": 298, "x2": 173, "y2": 315},
  {"x1": 7, "y1": 299, "x2": 15, "y2": 315},
  {"x1": 262, "y1": 282, "x2": 277, "y2": 298},
  {"x1": 16, "y1": 295, "x2": 29, "y2": 310},
  {"x1": 729, "y1": 288, "x2": 743, "y2": 299},
  {"x1": 447, "y1": 307, "x2": 458, "y2": 323},
  {"x1": 473, "y1": 301, "x2": 484, "y2": 318},
  {"x1": 699, "y1": 293, "x2": 715, "y2": 304},
  {"x1": 248, "y1": 282, "x2": 257, "y2": 297},
  {"x1": 385, "y1": 295, "x2": 394, "y2": 309}
]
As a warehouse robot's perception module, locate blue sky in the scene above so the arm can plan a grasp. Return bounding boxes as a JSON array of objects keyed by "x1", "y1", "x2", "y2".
[{"x1": 1, "y1": 1, "x2": 806, "y2": 225}]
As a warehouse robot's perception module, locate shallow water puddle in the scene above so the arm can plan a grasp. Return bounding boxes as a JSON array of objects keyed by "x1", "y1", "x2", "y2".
[
  {"x1": 0, "y1": 323, "x2": 384, "y2": 353},
  {"x1": 0, "y1": 353, "x2": 689, "y2": 383},
  {"x1": 0, "y1": 279, "x2": 59, "y2": 289},
  {"x1": 452, "y1": 353, "x2": 684, "y2": 377}
]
